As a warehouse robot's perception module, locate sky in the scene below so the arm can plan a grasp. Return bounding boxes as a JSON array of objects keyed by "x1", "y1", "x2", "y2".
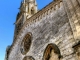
[{"x1": 0, "y1": 0, "x2": 52, "y2": 60}]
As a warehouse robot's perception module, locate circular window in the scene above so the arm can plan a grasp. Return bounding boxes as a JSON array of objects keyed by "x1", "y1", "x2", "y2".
[{"x1": 20, "y1": 32, "x2": 32, "y2": 55}]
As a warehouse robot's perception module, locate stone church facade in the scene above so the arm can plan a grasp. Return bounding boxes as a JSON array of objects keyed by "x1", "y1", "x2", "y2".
[{"x1": 5, "y1": 0, "x2": 80, "y2": 60}]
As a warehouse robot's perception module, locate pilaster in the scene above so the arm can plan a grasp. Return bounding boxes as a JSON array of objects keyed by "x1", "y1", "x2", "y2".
[{"x1": 63, "y1": 0, "x2": 80, "y2": 41}]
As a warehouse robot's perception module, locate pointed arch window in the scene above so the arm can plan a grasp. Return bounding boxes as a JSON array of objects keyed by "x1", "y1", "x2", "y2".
[{"x1": 43, "y1": 43, "x2": 61, "y2": 60}]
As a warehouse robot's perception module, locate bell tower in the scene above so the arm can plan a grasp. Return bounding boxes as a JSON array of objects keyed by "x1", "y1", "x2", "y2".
[
  {"x1": 23, "y1": 0, "x2": 38, "y2": 19},
  {"x1": 16, "y1": 0, "x2": 38, "y2": 24},
  {"x1": 14, "y1": 0, "x2": 38, "y2": 40}
]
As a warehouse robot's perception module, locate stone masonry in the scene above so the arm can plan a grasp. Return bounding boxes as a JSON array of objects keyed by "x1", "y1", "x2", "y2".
[{"x1": 5, "y1": 0, "x2": 80, "y2": 60}]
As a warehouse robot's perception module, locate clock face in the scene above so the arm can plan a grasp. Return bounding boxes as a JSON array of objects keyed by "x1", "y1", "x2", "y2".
[{"x1": 20, "y1": 32, "x2": 32, "y2": 55}]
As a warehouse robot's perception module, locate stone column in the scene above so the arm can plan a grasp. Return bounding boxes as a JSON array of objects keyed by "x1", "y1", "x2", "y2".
[{"x1": 63, "y1": 0, "x2": 80, "y2": 41}]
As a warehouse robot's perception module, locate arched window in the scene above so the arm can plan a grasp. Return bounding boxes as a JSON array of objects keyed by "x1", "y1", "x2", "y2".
[
  {"x1": 43, "y1": 43, "x2": 61, "y2": 60},
  {"x1": 31, "y1": 7, "x2": 35, "y2": 14},
  {"x1": 20, "y1": 32, "x2": 32, "y2": 55},
  {"x1": 23, "y1": 56, "x2": 35, "y2": 60}
]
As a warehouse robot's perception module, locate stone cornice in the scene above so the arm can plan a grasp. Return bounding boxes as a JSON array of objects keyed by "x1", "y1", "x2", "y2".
[{"x1": 23, "y1": 0, "x2": 62, "y2": 27}]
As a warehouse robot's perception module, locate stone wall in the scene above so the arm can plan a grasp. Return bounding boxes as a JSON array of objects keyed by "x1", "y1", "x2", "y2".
[
  {"x1": 8, "y1": 0, "x2": 80, "y2": 60},
  {"x1": 63, "y1": 0, "x2": 80, "y2": 40}
]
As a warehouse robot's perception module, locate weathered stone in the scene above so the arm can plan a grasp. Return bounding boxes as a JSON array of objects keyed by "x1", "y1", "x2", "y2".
[{"x1": 6, "y1": 0, "x2": 80, "y2": 60}]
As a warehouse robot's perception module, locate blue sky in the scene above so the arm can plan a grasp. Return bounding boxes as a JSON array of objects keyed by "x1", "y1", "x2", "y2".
[{"x1": 0, "y1": 0, "x2": 52, "y2": 60}]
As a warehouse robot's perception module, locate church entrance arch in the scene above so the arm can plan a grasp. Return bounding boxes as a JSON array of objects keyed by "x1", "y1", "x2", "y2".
[{"x1": 43, "y1": 43, "x2": 61, "y2": 60}]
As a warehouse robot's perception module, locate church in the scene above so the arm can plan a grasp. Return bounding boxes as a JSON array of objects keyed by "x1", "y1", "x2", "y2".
[{"x1": 5, "y1": 0, "x2": 80, "y2": 60}]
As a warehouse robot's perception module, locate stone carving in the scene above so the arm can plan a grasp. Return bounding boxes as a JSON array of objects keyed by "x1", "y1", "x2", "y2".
[
  {"x1": 31, "y1": 7, "x2": 35, "y2": 14},
  {"x1": 23, "y1": 56, "x2": 35, "y2": 60},
  {"x1": 43, "y1": 43, "x2": 61, "y2": 60},
  {"x1": 20, "y1": 32, "x2": 32, "y2": 55}
]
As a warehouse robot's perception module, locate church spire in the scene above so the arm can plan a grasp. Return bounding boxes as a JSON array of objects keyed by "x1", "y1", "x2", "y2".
[
  {"x1": 21, "y1": 0, "x2": 38, "y2": 19},
  {"x1": 15, "y1": 0, "x2": 38, "y2": 25}
]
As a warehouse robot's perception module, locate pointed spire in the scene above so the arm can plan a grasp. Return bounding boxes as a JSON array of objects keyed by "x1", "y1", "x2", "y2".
[{"x1": 18, "y1": 0, "x2": 38, "y2": 19}]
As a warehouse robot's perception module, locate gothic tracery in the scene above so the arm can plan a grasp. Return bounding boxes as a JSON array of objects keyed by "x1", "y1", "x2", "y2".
[{"x1": 20, "y1": 32, "x2": 32, "y2": 55}]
